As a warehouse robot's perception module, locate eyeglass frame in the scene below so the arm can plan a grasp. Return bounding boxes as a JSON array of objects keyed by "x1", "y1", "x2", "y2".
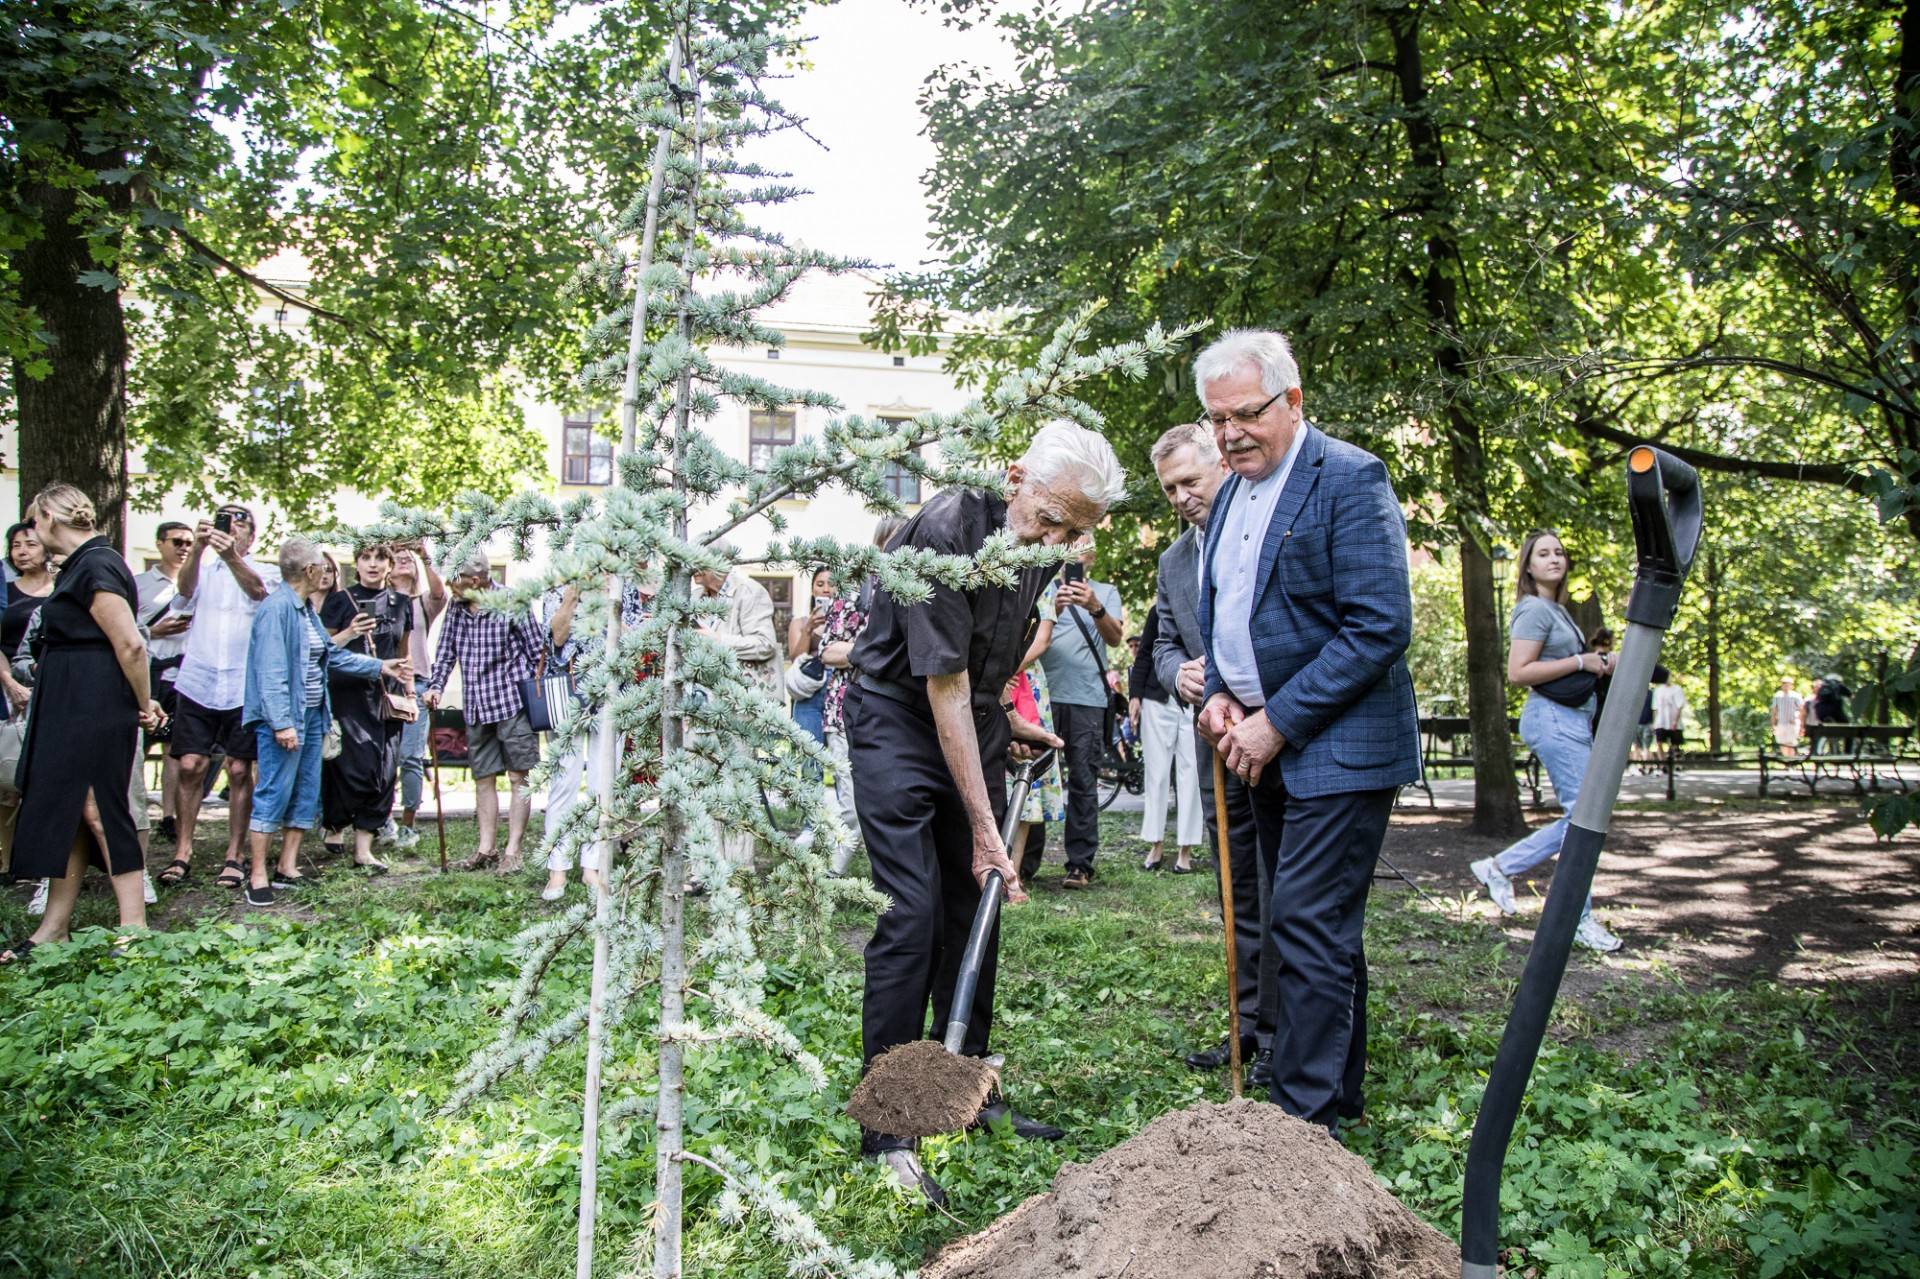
[{"x1": 1194, "y1": 388, "x2": 1287, "y2": 431}]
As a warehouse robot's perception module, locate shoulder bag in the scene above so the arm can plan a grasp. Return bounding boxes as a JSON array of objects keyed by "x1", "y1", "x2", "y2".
[{"x1": 1533, "y1": 602, "x2": 1597, "y2": 709}]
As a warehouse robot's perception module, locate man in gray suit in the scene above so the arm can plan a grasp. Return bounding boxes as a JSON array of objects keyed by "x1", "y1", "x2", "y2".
[{"x1": 1149, "y1": 422, "x2": 1276, "y2": 1084}]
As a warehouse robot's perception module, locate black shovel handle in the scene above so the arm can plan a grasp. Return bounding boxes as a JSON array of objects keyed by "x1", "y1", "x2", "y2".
[{"x1": 942, "y1": 748, "x2": 1054, "y2": 1055}]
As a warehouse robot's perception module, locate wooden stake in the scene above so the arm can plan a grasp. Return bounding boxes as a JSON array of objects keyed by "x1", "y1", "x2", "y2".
[{"x1": 1213, "y1": 753, "x2": 1242, "y2": 1100}]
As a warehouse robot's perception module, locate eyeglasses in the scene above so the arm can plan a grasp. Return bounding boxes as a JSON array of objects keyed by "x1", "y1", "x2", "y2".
[
  {"x1": 165, "y1": 536, "x2": 193, "y2": 548},
  {"x1": 1196, "y1": 389, "x2": 1284, "y2": 431}
]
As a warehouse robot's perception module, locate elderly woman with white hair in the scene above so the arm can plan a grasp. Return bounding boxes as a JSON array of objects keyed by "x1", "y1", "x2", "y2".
[
  {"x1": 239, "y1": 538, "x2": 409, "y2": 907},
  {"x1": 842, "y1": 419, "x2": 1121, "y2": 1204}
]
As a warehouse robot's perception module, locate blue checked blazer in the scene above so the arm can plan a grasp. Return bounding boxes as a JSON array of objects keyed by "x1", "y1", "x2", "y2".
[{"x1": 1199, "y1": 424, "x2": 1420, "y2": 799}]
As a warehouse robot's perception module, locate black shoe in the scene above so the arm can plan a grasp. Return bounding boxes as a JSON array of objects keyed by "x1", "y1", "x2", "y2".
[
  {"x1": 1249, "y1": 1047, "x2": 1274, "y2": 1090},
  {"x1": 1185, "y1": 1033, "x2": 1257, "y2": 1072},
  {"x1": 244, "y1": 883, "x2": 276, "y2": 908},
  {"x1": 971, "y1": 1094, "x2": 1065, "y2": 1141},
  {"x1": 1062, "y1": 866, "x2": 1092, "y2": 890}
]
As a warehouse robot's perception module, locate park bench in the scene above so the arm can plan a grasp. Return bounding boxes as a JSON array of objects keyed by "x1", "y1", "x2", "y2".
[
  {"x1": 1646, "y1": 744, "x2": 1739, "y2": 801},
  {"x1": 1403, "y1": 715, "x2": 1542, "y2": 808},
  {"x1": 1758, "y1": 723, "x2": 1913, "y2": 797}
]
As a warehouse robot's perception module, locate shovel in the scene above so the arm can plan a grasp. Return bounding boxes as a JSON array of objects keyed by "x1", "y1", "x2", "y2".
[
  {"x1": 1458, "y1": 445, "x2": 1702, "y2": 1279},
  {"x1": 846, "y1": 748, "x2": 1056, "y2": 1141}
]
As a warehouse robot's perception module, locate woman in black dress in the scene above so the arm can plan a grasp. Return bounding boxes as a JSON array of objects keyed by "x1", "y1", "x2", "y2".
[
  {"x1": 319, "y1": 545, "x2": 413, "y2": 872},
  {"x1": 0, "y1": 521, "x2": 53, "y2": 717},
  {"x1": 3, "y1": 485, "x2": 166, "y2": 964}
]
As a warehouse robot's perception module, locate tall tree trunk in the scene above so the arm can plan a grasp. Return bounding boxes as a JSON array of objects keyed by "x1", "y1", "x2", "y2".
[
  {"x1": 10, "y1": 150, "x2": 130, "y2": 547},
  {"x1": 1387, "y1": 1, "x2": 1524, "y2": 835},
  {"x1": 1704, "y1": 552, "x2": 1722, "y2": 755}
]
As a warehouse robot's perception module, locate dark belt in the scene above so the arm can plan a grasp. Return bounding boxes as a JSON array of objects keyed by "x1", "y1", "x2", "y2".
[{"x1": 857, "y1": 671, "x2": 1002, "y2": 716}]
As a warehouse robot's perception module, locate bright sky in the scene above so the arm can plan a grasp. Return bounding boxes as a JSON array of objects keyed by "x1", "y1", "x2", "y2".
[{"x1": 743, "y1": 0, "x2": 1020, "y2": 273}]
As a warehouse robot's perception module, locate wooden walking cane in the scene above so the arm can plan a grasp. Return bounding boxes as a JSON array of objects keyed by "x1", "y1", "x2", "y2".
[
  {"x1": 1212, "y1": 752, "x2": 1243, "y2": 1099},
  {"x1": 427, "y1": 719, "x2": 448, "y2": 874}
]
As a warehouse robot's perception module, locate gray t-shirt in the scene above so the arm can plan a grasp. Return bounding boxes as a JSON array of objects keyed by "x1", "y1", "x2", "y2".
[
  {"x1": 1038, "y1": 578, "x2": 1124, "y2": 708},
  {"x1": 1510, "y1": 595, "x2": 1585, "y2": 665}
]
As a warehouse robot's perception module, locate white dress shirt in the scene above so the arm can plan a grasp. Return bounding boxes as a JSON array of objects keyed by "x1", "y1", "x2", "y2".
[
  {"x1": 173, "y1": 556, "x2": 269, "y2": 711},
  {"x1": 134, "y1": 568, "x2": 192, "y2": 666},
  {"x1": 1208, "y1": 426, "x2": 1307, "y2": 708}
]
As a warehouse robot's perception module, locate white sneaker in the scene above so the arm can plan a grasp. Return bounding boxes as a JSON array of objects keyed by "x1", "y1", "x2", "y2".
[
  {"x1": 27, "y1": 880, "x2": 48, "y2": 916},
  {"x1": 540, "y1": 877, "x2": 566, "y2": 902},
  {"x1": 1574, "y1": 915, "x2": 1624, "y2": 953},
  {"x1": 1470, "y1": 857, "x2": 1518, "y2": 915},
  {"x1": 142, "y1": 871, "x2": 158, "y2": 905}
]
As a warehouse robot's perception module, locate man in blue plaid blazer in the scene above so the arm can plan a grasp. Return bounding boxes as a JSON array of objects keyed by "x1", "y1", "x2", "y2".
[{"x1": 1193, "y1": 329, "x2": 1419, "y2": 1132}]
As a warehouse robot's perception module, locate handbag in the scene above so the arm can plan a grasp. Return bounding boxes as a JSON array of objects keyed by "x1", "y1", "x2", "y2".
[
  {"x1": 0, "y1": 714, "x2": 27, "y2": 803},
  {"x1": 1534, "y1": 602, "x2": 1597, "y2": 709},
  {"x1": 785, "y1": 654, "x2": 827, "y2": 701},
  {"x1": 520, "y1": 669, "x2": 577, "y2": 733}
]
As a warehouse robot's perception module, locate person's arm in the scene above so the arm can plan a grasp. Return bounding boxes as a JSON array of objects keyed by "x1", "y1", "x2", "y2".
[
  {"x1": 1508, "y1": 636, "x2": 1606, "y2": 687},
  {"x1": 1150, "y1": 570, "x2": 1189, "y2": 700},
  {"x1": 549, "y1": 585, "x2": 582, "y2": 652},
  {"x1": 222, "y1": 547, "x2": 268, "y2": 602},
  {"x1": 175, "y1": 522, "x2": 212, "y2": 602},
  {"x1": 716, "y1": 588, "x2": 778, "y2": 664},
  {"x1": 786, "y1": 607, "x2": 814, "y2": 660},
  {"x1": 1092, "y1": 584, "x2": 1124, "y2": 646},
  {"x1": 926, "y1": 669, "x2": 1027, "y2": 904},
  {"x1": 91, "y1": 592, "x2": 154, "y2": 717},
  {"x1": 1018, "y1": 618, "x2": 1054, "y2": 671},
  {"x1": 418, "y1": 551, "x2": 449, "y2": 624},
  {"x1": 425, "y1": 609, "x2": 460, "y2": 699},
  {"x1": 324, "y1": 644, "x2": 387, "y2": 682}
]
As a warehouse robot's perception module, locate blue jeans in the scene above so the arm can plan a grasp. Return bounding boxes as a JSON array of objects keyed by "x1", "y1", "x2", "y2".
[
  {"x1": 399, "y1": 675, "x2": 429, "y2": 812},
  {"x1": 252, "y1": 701, "x2": 329, "y2": 834},
  {"x1": 1493, "y1": 694, "x2": 1595, "y2": 916}
]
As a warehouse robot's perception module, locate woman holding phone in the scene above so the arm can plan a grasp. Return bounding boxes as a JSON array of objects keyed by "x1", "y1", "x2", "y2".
[
  {"x1": 319, "y1": 544, "x2": 414, "y2": 873},
  {"x1": 1468, "y1": 529, "x2": 1623, "y2": 953}
]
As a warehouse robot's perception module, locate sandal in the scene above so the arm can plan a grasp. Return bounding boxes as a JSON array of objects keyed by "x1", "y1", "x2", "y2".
[
  {"x1": 353, "y1": 858, "x2": 390, "y2": 876},
  {"x1": 156, "y1": 858, "x2": 192, "y2": 887},
  {"x1": 0, "y1": 938, "x2": 36, "y2": 966},
  {"x1": 215, "y1": 859, "x2": 246, "y2": 890}
]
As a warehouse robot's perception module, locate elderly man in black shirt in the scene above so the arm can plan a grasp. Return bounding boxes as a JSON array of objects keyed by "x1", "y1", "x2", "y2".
[{"x1": 847, "y1": 420, "x2": 1125, "y2": 1204}]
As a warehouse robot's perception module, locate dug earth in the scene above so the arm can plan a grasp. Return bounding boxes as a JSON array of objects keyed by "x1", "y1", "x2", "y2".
[{"x1": 922, "y1": 1100, "x2": 1459, "y2": 1279}]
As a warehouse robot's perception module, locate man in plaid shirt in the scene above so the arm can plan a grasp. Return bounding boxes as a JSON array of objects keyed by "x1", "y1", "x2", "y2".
[{"x1": 421, "y1": 552, "x2": 544, "y2": 871}]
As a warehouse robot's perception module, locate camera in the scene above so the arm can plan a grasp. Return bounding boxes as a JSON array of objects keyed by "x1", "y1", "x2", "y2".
[
  {"x1": 1062, "y1": 560, "x2": 1085, "y2": 585},
  {"x1": 213, "y1": 511, "x2": 232, "y2": 536}
]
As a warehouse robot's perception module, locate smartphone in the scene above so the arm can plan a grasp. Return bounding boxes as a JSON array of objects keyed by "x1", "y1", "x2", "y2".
[
  {"x1": 1062, "y1": 560, "x2": 1086, "y2": 585},
  {"x1": 213, "y1": 511, "x2": 233, "y2": 535}
]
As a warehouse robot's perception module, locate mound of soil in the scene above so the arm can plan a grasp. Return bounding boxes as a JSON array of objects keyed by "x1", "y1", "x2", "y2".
[
  {"x1": 923, "y1": 1100, "x2": 1458, "y2": 1279},
  {"x1": 846, "y1": 1040, "x2": 999, "y2": 1139}
]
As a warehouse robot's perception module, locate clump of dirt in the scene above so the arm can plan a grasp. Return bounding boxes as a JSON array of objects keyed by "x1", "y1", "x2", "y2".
[
  {"x1": 846, "y1": 1040, "x2": 998, "y2": 1139},
  {"x1": 923, "y1": 1100, "x2": 1458, "y2": 1279}
]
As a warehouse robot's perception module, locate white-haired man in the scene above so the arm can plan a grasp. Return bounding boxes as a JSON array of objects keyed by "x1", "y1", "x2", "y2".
[
  {"x1": 845, "y1": 420, "x2": 1119, "y2": 1203},
  {"x1": 1192, "y1": 329, "x2": 1419, "y2": 1133}
]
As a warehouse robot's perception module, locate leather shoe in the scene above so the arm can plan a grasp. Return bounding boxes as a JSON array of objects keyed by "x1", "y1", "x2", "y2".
[
  {"x1": 1249, "y1": 1046, "x2": 1274, "y2": 1090},
  {"x1": 972, "y1": 1095, "x2": 1066, "y2": 1141},
  {"x1": 1184, "y1": 1033, "x2": 1257, "y2": 1071}
]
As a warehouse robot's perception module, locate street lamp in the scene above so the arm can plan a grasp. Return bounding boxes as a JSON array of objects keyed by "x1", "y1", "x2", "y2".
[{"x1": 1491, "y1": 544, "x2": 1511, "y2": 628}]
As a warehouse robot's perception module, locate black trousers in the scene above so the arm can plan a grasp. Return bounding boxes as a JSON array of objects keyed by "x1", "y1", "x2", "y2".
[
  {"x1": 845, "y1": 685, "x2": 1009, "y2": 1148},
  {"x1": 1246, "y1": 775, "x2": 1396, "y2": 1129},
  {"x1": 1196, "y1": 731, "x2": 1278, "y2": 1049},
  {"x1": 1051, "y1": 700, "x2": 1106, "y2": 873}
]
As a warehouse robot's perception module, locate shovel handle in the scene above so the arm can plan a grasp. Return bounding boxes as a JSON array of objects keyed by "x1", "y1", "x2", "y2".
[{"x1": 941, "y1": 750, "x2": 1050, "y2": 1055}]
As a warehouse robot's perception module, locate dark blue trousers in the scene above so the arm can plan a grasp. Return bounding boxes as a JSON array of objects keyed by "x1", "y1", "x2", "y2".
[{"x1": 1246, "y1": 776, "x2": 1396, "y2": 1128}]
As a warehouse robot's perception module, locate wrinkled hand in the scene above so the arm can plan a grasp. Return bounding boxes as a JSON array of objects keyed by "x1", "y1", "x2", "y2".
[
  {"x1": 1220, "y1": 711, "x2": 1285, "y2": 787},
  {"x1": 421, "y1": 689, "x2": 441, "y2": 710},
  {"x1": 972, "y1": 829, "x2": 1027, "y2": 904},
  {"x1": 193, "y1": 520, "x2": 215, "y2": 548},
  {"x1": 150, "y1": 612, "x2": 192, "y2": 638},
  {"x1": 1196, "y1": 693, "x2": 1245, "y2": 744},
  {"x1": 139, "y1": 700, "x2": 167, "y2": 731},
  {"x1": 4, "y1": 680, "x2": 28, "y2": 716},
  {"x1": 1007, "y1": 711, "x2": 1063, "y2": 761},
  {"x1": 1176, "y1": 657, "x2": 1207, "y2": 705},
  {"x1": 381, "y1": 658, "x2": 411, "y2": 682},
  {"x1": 1054, "y1": 580, "x2": 1094, "y2": 611},
  {"x1": 275, "y1": 727, "x2": 300, "y2": 751},
  {"x1": 208, "y1": 529, "x2": 237, "y2": 559}
]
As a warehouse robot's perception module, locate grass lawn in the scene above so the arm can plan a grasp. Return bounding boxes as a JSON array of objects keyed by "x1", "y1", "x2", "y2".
[{"x1": 1, "y1": 808, "x2": 1915, "y2": 1278}]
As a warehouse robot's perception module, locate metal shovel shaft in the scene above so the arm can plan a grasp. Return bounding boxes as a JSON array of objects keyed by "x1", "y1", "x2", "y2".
[{"x1": 943, "y1": 751, "x2": 1050, "y2": 1055}]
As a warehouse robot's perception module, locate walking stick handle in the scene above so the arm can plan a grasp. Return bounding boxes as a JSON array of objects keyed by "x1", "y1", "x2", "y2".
[{"x1": 1213, "y1": 752, "x2": 1242, "y2": 1099}]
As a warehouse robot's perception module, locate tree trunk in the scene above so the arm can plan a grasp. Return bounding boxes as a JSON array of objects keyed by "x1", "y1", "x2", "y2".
[
  {"x1": 1704, "y1": 552, "x2": 1722, "y2": 755},
  {"x1": 10, "y1": 151, "x2": 130, "y2": 548},
  {"x1": 1387, "y1": 2, "x2": 1524, "y2": 835}
]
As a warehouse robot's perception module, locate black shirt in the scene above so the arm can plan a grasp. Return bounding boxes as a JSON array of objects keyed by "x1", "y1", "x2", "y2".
[
  {"x1": 850, "y1": 488, "x2": 1058, "y2": 711},
  {"x1": 1127, "y1": 604, "x2": 1169, "y2": 703}
]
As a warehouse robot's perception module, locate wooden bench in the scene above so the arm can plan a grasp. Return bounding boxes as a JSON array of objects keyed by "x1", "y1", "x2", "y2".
[
  {"x1": 1759, "y1": 724, "x2": 1913, "y2": 797},
  {"x1": 1405, "y1": 715, "x2": 1542, "y2": 808}
]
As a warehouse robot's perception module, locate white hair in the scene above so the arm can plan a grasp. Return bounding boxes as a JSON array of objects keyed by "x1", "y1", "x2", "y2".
[
  {"x1": 1019, "y1": 421, "x2": 1126, "y2": 508},
  {"x1": 456, "y1": 550, "x2": 493, "y2": 581},
  {"x1": 278, "y1": 536, "x2": 324, "y2": 580},
  {"x1": 1149, "y1": 420, "x2": 1220, "y2": 467},
  {"x1": 1192, "y1": 328, "x2": 1301, "y2": 403}
]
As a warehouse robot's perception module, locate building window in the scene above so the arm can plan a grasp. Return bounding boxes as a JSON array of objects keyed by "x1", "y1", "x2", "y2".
[
  {"x1": 563, "y1": 415, "x2": 613, "y2": 486},
  {"x1": 767, "y1": 348, "x2": 781, "y2": 360},
  {"x1": 755, "y1": 574, "x2": 794, "y2": 650},
  {"x1": 749, "y1": 408, "x2": 796, "y2": 472},
  {"x1": 878, "y1": 417, "x2": 922, "y2": 504},
  {"x1": 892, "y1": 355, "x2": 906, "y2": 367}
]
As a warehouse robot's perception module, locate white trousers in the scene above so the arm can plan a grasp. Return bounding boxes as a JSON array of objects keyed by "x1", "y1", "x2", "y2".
[
  {"x1": 824, "y1": 726, "x2": 859, "y2": 875},
  {"x1": 545, "y1": 722, "x2": 610, "y2": 873},
  {"x1": 1139, "y1": 696, "x2": 1203, "y2": 846}
]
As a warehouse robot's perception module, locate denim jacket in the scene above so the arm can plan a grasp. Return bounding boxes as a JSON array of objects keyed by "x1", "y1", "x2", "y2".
[{"x1": 243, "y1": 582, "x2": 383, "y2": 732}]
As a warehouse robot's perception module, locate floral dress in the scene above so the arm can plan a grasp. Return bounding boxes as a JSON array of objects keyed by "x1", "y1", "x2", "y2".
[{"x1": 1013, "y1": 584, "x2": 1068, "y2": 824}]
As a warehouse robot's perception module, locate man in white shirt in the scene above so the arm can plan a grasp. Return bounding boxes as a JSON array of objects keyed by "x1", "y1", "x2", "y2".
[
  {"x1": 135, "y1": 521, "x2": 197, "y2": 852},
  {"x1": 1770, "y1": 677, "x2": 1804, "y2": 757},
  {"x1": 165, "y1": 504, "x2": 270, "y2": 888},
  {"x1": 1651, "y1": 669, "x2": 1688, "y2": 752}
]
